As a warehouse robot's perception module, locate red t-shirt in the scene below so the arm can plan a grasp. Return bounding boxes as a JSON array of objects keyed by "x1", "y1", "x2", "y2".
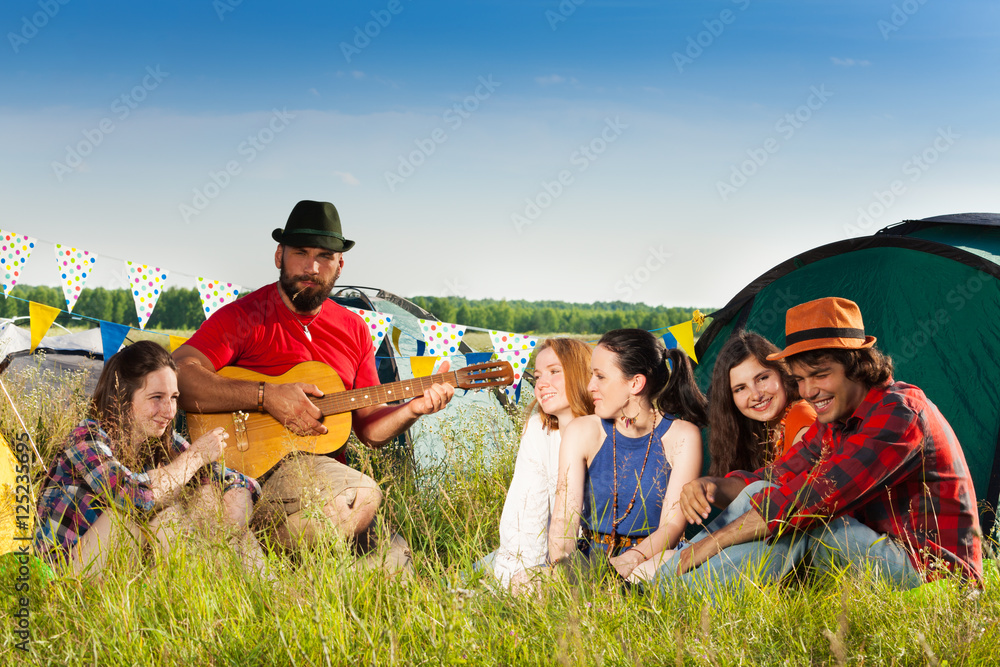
[{"x1": 185, "y1": 282, "x2": 379, "y2": 393}]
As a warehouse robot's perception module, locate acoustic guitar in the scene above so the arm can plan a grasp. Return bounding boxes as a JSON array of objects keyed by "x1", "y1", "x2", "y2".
[{"x1": 186, "y1": 360, "x2": 514, "y2": 478}]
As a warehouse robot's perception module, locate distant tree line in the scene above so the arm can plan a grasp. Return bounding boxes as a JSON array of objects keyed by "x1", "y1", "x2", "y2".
[
  {"x1": 409, "y1": 297, "x2": 710, "y2": 334},
  {"x1": 2, "y1": 285, "x2": 710, "y2": 335}
]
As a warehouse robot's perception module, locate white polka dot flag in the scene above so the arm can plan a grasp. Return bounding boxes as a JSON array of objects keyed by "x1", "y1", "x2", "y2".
[
  {"x1": 418, "y1": 319, "x2": 467, "y2": 357},
  {"x1": 490, "y1": 331, "x2": 538, "y2": 401},
  {"x1": 343, "y1": 306, "x2": 393, "y2": 354},
  {"x1": 196, "y1": 277, "x2": 241, "y2": 319},
  {"x1": 126, "y1": 261, "x2": 170, "y2": 330},
  {"x1": 54, "y1": 244, "x2": 98, "y2": 312},
  {"x1": 0, "y1": 230, "x2": 37, "y2": 297}
]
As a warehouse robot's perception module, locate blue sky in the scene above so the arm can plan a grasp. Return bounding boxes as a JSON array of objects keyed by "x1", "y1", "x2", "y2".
[{"x1": 2, "y1": 0, "x2": 998, "y2": 309}]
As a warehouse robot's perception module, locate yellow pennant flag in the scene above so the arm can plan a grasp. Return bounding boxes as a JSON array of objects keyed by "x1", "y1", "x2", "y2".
[
  {"x1": 391, "y1": 327, "x2": 403, "y2": 355},
  {"x1": 29, "y1": 301, "x2": 61, "y2": 352},
  {"x1": 410, "y1": 356, "x2": 439, "y2": 378},
  {"x1": 168, "y1": 335, "x2": 189, "y2": 353},
  {"x1": 668, "y1": 320, "x2": 698, "y2": 364}
]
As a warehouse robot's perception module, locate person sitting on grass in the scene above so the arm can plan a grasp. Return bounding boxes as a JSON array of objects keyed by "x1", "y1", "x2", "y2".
[
  {"x1": 481, "y1": 338, "x2": 594, "y2": 590},
  {"x1": 34, "y1": 341, "x2": 267, "y2": 579},
  {"x1": 661, "y1": 297, "x2": 983, "y2": 592},
  {"x1": 706, "y1": 330, "x2": 816, "y2": 478},
  {"x1": 548, "y1": 329, "x2": 706, "y2": 583}
]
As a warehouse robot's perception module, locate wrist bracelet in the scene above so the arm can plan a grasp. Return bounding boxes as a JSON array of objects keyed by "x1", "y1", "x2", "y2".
[{"x1": 257, "y1": 382, "x2": 265, "y2": 413}]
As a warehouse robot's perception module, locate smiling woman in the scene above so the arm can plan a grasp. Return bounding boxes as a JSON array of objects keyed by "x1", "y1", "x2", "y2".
[{"x1": 33, "y1": 341, "x2": 268, "y2": 579}]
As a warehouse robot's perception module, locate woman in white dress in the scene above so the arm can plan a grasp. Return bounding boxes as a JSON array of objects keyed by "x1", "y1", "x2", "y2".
[{"x1": 486, "y1": 338, "x2": 594, "y2": 589}]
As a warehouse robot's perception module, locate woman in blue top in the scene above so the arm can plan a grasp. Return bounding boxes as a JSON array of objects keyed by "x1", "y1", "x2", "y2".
[{"x1": 549, "y1": 329, "x2": 707, "y2": 582}]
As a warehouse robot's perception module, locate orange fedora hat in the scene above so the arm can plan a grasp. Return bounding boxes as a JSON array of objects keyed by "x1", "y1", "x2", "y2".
[{"x1": 767, "y1": 297, "x2": 876, "y2": 360}]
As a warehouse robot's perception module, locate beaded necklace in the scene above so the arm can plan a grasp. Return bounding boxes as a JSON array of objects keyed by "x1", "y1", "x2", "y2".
[{"x1": 611, "y1": 413, "x2": 657, "y2": 530}]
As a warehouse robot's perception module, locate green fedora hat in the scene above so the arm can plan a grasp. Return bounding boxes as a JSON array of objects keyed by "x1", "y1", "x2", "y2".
[{"x1": 272, "y1": 200, "x2": 355, "y2": 252}]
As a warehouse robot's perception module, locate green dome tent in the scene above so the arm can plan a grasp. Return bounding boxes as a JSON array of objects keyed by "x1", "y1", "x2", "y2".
[{"x1": 693, "y1": 213, "x2": 1000, "y2": 537}]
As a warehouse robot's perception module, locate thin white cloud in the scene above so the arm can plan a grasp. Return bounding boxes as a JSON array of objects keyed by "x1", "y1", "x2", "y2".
[
  {"x1": 831, "y1": 57, "x2": 871, "y2": 67},
  {"x1": 308, "y1": 87, "x2": 320, "y2": 97},
  {"x1": 334, "y1": 170, "x2": 360, "y2": 186}
]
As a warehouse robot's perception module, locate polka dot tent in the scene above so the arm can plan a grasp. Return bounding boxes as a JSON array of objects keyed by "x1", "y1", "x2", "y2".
[
  {"x1": 54, "y1": 244, "x2": 98, "y2": 313},
  {"x1": 343, "y1": 306, "x2": 393, "y2": 354},
  {"x1": 0, "y1": 230, "x2": 37, "y2": 297},
  {"x1": 126, "y1": 261, "x2": 170, "y2": 330},
  {"x1": 418, "y1": 319, "x2": 467, "y2": 357},
  {"x1": 197, "y1": 277, "x2": 241, "y2": 319}
]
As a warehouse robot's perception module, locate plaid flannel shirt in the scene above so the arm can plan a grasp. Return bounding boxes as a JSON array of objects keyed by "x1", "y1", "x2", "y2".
[
  {"x1": 729, "y1": 381, "x2": 983, "y2": 583},
  {"x1": 34, "y1": 419, "x2": 260, "y2": 559}
]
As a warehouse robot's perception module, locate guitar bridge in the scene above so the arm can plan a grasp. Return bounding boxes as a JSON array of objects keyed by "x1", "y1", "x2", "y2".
[{"x1": 233, "y1": 411, "x2": 250, "y2": 452}]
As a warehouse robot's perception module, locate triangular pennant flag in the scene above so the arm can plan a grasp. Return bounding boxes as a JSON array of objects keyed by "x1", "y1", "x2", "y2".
[
  {"x1": 667, "y1": 320, "x2": 698, "y2": 363},
  {"x1": 416, "y1": 340, "x2": 426, "y2": 357},
  {"x1": 29, "y1": 301, "x2": 60, "y2": 352},
  {"x1": 54, "y1": 244, "x2": 98, "y2": 313},
  {"x1": 661, "y1": 331, "x2": 678, "y2": 350},
  {"x1": 197, "y1": 277, "x2": 241, "y2": 319},
  {"x1": 126, "y1": 261, "x2": 170, "y2": 330},
  {"x1": 391, "y1": 327, "x2": 403, "y2": 355},
  {"x1": 496, "y1": 348, "x2": 532, "y2": 400},
  {"x1": 464, "y1": 352, "x2": 493, "y2": 366},
  {"x1": 410, "y1": 356, "x2": 438, "y2": 378},
  {"x1": 0, "y1": 230, "x2": 37, "y2": 296},
  {"x1": 168, "y1": 335, "x2": 189, "y2": 353},
  {"x1": 490, "y1": 330, "x2": 537, "y2": 356},
  {"x1": 100, "y1": 321, "x2": 131, "y2": 360},
  {"x1": 343, "y1": 306, "x2": 393, "y2": 354},
  {"x1": 418, "y1": 319, "x2": 466, "y2": 357}
]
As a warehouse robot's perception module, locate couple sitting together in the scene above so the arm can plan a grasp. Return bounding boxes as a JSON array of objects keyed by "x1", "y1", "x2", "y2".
[{"x1": 485, "y1": 297, "x2": 982, "y2": 593}]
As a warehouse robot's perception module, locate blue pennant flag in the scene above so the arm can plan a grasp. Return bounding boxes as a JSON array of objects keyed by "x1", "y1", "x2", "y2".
[
  {"x1": 661, "y1": 331, "x2": 678, "y2": 350},
  {"x1": 100, "y1": 321, "x2": 130, "y2": 360},
  {"x1": 416, "y1": 340, "x2": 426, "y2": 356},
  {"x1": 464, "y1": 352, "x2": 493, "y2": 365}
]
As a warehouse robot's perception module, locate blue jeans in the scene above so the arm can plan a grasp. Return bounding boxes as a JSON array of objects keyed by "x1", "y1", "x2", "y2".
[{"x1": 654, "y1": 481, "x2": 920, "y2": 594}]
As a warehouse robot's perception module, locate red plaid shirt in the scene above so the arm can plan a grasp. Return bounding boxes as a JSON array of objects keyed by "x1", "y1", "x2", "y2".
[{"x1": 729, "y1": 381, "x2": 983, "y2": 583}]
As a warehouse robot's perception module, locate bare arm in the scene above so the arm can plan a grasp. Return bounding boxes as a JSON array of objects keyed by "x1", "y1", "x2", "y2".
[
  {"x1": 679, "y1": 475, "x2": 749, "y2": 525},
  {"x1": 145, "y1": 427, "x2": 229, "y2": 507},
  {"x1": 352, "y1": 361, "x2": 455, "y2": 447},
  {"x1": 548, "y1": 417, "x2": 599, "y2": 562},
  {"x1": 675, "y1": 508, "x2": 769, "y2": 574},
  {"x1": 611, "y1": 419, "x2": 702, "y2": 578}
]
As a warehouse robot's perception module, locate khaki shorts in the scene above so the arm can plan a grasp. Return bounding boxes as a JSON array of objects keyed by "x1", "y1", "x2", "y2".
[{"x1": 253, "y1": 454, "x2": 379, "y2": 527}]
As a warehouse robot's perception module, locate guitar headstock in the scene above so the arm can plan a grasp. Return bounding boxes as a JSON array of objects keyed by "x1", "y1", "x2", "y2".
[{"x1": 455, "y1": 361, "x2": 515, "y2": 389}]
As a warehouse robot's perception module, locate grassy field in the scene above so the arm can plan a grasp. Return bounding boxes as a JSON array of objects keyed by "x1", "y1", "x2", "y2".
[{"x1": 2, "y1": 355, "x2": 1000, "y2": 665}]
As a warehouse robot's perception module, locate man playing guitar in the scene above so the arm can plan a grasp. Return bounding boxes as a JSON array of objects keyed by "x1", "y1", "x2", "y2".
[{"x1": 173, "y1": 200, "x2": 455, "y2": 572}]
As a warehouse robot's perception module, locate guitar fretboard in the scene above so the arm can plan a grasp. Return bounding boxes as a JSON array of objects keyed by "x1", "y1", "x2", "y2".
[{"x1": 315, "y1": 371, "x2": 460, "y2": 415}]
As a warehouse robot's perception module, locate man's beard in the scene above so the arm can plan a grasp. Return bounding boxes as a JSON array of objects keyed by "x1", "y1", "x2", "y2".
[{"x1": 278, "y1": 261, "x2": 339, "y2": 312}]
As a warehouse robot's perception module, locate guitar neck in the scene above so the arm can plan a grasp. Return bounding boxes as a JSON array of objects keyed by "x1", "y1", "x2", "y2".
[{"x1": 315, "y1": 370, "x2": 459, "y2": 415}]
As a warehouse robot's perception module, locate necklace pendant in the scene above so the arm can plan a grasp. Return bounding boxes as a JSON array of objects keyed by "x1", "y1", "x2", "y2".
[{"x1": 303, "y1": 326, "x2": 312, "y2": 342}]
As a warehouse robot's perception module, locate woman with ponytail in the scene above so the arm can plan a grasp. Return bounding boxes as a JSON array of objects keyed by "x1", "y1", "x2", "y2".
[{"x1": 548, "y1": 329, "x2": 706, "y2": 582}]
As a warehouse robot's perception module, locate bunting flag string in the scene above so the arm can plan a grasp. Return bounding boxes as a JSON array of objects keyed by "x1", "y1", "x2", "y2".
[
  {"x1": 197, "y1": 277, "x2": 241, "y2": 319},
  {"x1": 168, "y1": 335, "x2": 189, "y2": 353},
  {"x1": 54, "y1": 244, "x2": 98, "y2": 313},
  {"x1": 496, "y1": 348, "x2": 532, "y2": 401},
  {"x1": 28, "y1": 302, "x2": 60, "y2": 352},
  {"x1": 391, "y1": 326, "x2": 403, "y2": 356},
  {"x1": 100, "y1": 321, "x2": 131, "y2": 360},
  {"x1": 0, "y1": 230, "x2": 37, "y2": 297},
  {"x1": 127, "y1": 261, "x2": 170, "y2": 330},
  {"x1": 409, "y1": 356, "x2": 439, "y2": 378},
  {"x1": 418, "y1": 319, "x2": 466, "y2": 357},
  {"x1": 667, "y1": 320, "x2": 698, "y2": 363},
  {"x1": 343, "y1": 306, "x2": 393, "y2": 353},
  {"x1": 490, "y1": 330, "x2": 537, "y2": 356}
]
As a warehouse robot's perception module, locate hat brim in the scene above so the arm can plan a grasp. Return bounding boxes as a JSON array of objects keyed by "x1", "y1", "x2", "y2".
[
  {"x1": 272, "y1": 228, "x2": 355, "y2": 252},
  {"x1": 766, "y1": 335, "x2": 876, "y2": 361}
]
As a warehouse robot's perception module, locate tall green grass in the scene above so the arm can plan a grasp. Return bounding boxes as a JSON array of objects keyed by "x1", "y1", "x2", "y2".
[{"x1": 2, "y1": 359, "x2": 1000, "y2": 665}]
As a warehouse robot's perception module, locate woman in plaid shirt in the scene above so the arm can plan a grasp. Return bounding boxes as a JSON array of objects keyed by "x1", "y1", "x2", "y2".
[{"x1": 34, "y1": 341, "x2": 266, "y2": 578}]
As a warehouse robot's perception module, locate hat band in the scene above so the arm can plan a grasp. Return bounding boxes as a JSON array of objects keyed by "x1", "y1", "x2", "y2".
[
  {"x1": 283, "y1": 227, "x2": 346, "y2": 241},
  {"x1": 785, "y1": 326, "x2": 865, "y2": 346}
]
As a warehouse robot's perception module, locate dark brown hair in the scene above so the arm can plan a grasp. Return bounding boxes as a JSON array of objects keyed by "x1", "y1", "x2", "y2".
[
  {"x1": 597, "y1": 329, "x2": 707, "y2": 426},
  {"x1": 708, "y1": 330, "x2": 798, "y2": 476},
  {"x1": 527, "y1": 338, "x2": 595, "y2": 432},
  {"x1": 91, "y1": 340, "x2": 177, "y2": 469},
  {"x1": 786, "y1": 346, "x2": 894, "y2": 389}
]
